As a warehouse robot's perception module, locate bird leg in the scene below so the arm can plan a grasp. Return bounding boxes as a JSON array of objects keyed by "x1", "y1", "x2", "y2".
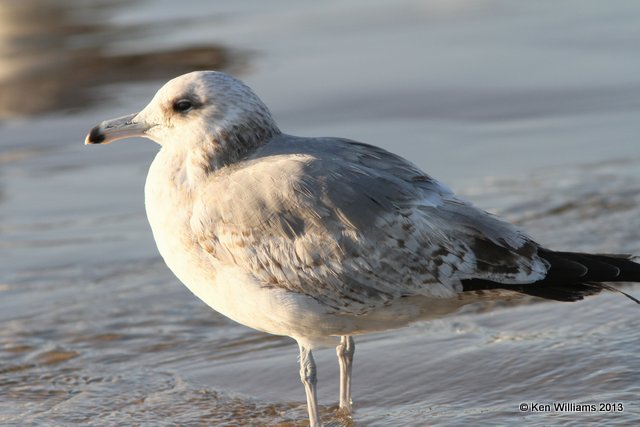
[
  {"x1": 336, "y1": 335, "x2": 355, "y2": 414},
  {"x1": 299, "y1": 343, "x2": 321, "y2": 427}
]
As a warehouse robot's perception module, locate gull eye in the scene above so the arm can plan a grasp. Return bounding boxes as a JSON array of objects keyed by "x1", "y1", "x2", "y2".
[{"x1": 173, "y1": 99, "x2": 194, "y2": 113}]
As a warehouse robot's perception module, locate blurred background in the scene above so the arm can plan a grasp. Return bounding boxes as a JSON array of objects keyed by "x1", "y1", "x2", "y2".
[{"x1": 1, "y1": 1, "x2": 639, "y2": 425}]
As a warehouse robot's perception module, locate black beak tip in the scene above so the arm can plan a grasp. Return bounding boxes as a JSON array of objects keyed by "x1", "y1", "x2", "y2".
[{"x1": 86, "y1": 126, "x2": 106, "y2": 144}]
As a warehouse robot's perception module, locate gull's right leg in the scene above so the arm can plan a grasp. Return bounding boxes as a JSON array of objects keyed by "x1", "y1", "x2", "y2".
[
  {"x1": 299, "y1": 343, "x2": 321, "y2": 427},
  {"x1": 336, "y1": 335, "x2": 355, "y2": 414}
]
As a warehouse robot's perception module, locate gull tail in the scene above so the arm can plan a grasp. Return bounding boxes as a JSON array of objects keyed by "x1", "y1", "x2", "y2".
[{"x1": 462, "y1": 249, "x2": 640, "y2": 304}]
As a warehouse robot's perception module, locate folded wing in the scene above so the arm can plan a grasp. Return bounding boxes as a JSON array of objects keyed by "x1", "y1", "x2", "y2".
[{"x1": 191, "y1": 135, "x2": 551, "y2": 314}]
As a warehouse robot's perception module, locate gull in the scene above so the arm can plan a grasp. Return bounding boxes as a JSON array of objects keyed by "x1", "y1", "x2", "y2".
[{"x1": 85, "y1": 71, "x2": 640, "y2": 426}]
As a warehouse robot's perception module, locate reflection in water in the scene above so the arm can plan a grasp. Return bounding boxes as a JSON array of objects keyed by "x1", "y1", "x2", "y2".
[{"x1": 0, "y1": 0, "x2": 242, "y2": 118}]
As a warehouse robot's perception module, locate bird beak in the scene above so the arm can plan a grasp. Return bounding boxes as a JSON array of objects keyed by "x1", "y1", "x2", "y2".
[{"x1": 84, "y1": 113, "x2": 151, "y2": 145}]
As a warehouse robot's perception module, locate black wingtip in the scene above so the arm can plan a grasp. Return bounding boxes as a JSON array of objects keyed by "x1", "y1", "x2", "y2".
[{"x1": 462, "y1": 250, "x2": 640, "y2": 305}]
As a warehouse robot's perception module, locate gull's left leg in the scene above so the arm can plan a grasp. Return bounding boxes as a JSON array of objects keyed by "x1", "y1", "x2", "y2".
[
  {"x1": 299, "y1": 343, "x2": 321, "y2": 427},
  {"x1": 336, "y1": 335, "x2": 355, "y2": 414}
]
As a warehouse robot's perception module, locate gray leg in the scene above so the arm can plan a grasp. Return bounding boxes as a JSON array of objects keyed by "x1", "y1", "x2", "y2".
[
  {"x1": 336, "y1": 335, "x2": 355, "y2": 414},
  {"x1": 299, "y1": 343, "x2": 321, "y2": 427}
]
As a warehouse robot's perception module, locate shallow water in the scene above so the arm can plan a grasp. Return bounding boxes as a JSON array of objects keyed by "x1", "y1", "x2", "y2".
[{"x1": 1, "y1": 1, "x2": 640, "y2": 426}]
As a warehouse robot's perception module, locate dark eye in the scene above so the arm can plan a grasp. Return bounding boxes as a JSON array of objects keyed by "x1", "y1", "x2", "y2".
[{"x1": 173, "y1": 99, "x2": 194, "y2": 113}]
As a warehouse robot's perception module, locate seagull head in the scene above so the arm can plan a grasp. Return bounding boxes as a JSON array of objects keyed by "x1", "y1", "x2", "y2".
[{"x1": 85, "y1": 71, "x2": 280, "y2": 164}]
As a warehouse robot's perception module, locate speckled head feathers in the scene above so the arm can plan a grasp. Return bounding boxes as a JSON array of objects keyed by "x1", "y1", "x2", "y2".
[
  {"x1": 138, "y1": 71, "x2": 280, "y2": 149},
  {"x1": 85, "y1": 71, "x2": 281, "y2": 167}
]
